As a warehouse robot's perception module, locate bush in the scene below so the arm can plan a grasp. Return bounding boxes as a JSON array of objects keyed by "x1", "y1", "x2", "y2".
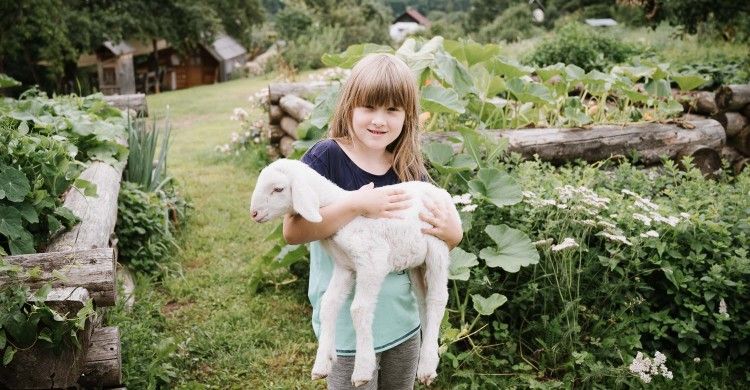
[
  {"x1": 475, "y1": 3, "x2": 545, "y2": 43},
  {"x1": 526, "y1": 22, "x2": 639, "y2": 71},
  {"x1": 281, "y1": 25, "x2": 344, "y2": 71},
  {"x1": 115, "y1": 181, "x2": 179, "y2": 275},
  {"x1": 274, "y1": 5, "x2": 314, "y2": 42}
]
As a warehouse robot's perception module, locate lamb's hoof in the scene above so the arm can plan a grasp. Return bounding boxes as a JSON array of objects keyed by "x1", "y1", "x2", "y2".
[
  {"x1": 417, "y1": 371, "x2": 437, "y2": 386},
  {"x1": 350, "y1": 363, "x2": 374, "y2": 387},
  {"x1": 311, "y1": 357, "x2": 333, "y2": 380}
]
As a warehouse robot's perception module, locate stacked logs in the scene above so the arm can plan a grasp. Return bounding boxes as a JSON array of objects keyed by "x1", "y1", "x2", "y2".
[
  {"x1": 266, "y1": 82, "x2": 332, "y2": 158},
  {"x1": 679, "y1": 84, "x2": 750, "y2": 173}
]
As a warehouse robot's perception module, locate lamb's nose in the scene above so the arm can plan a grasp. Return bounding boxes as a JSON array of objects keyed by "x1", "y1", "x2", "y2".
[{"x1": 251, "y1": 210, "x2": 258, "y2": 219}]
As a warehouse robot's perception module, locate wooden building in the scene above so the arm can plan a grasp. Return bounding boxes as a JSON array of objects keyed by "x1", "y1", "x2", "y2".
[
  {"x1": 390, "y1": 7, "x2": 431, "y2": 42},
  {"x1": 77, "y1": 34, "x2": 247, "y2": 95}
]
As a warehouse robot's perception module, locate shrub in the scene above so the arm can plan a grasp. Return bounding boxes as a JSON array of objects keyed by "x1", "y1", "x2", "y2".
[
  {"x1": 281, "y1": 25, "x2": 344, "y2": 70},
  {"x1": 526, "y1": 22, "x2": 639, "y2": 71},
  {"x1": 115, "y1": 181, "x2": 179, "y2": 275},
  {"x1": 274, "y1": 5, "x2": 314, "y2": 42},
  {"x1": 475, "y1": 3, "x2": 545, "y2": 43}
]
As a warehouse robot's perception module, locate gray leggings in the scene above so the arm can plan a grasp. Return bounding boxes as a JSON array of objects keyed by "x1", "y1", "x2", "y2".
[{"x1": 327, "y1": 333, "x2": 421, "y2": 390}]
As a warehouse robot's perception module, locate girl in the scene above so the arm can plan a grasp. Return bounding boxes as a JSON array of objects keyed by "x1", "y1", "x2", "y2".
[{"x1": 283, "y1": 53, "x2": 463, "y2": 389}]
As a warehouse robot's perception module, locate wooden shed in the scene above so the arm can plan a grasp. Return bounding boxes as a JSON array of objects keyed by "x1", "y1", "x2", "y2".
[
  {"x1": 390, "y1": 7, "x2": 431, "y2": 42},
  {"x1": 78, "y1": 34, "x2": 247, "y2": 95}
]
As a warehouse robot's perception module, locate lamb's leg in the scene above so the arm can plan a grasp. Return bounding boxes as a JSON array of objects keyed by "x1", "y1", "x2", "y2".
[
  {"x1": 349, "y1": 268, "x2": 388, "y2": 387},
  {"x1": 417, "y1": 239, "x2": 450, "y2": 386},
  {"x1": 312, "y1": 265, "x2": 355, "y2": 380},
  {"x1": 409, "y1": 266, "x2": 427, "y2": 329}
]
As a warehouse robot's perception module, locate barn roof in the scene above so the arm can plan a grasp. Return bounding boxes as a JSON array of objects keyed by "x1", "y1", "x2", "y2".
[
  {"x1": 394, "y1": 7, "x2": 431, "y2": 27},
  {"x1": 205, "y1": 34, "x2": 247, "y2": 61}
]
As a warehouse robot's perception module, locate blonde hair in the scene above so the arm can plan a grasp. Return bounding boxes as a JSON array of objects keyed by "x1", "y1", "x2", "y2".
[{"x1": 328, "y1": 53, "x2": 428, "y2": 182}]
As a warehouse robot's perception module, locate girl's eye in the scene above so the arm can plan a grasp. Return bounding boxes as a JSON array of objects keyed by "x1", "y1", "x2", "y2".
[
  {"x1": 388, "y1": 107, "x2": 402, "y2": 112},
  {"x1": 273, "y1": 187, "x2": 284, "y2": 193}
]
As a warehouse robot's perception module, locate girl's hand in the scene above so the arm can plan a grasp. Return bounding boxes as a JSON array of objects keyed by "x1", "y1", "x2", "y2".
[
  {"x1": 349, "y1": 182, "x2": 412, "y2": 219},
  {"x1": 420, "y1": 200, "x2": 463, "y2": 249}
]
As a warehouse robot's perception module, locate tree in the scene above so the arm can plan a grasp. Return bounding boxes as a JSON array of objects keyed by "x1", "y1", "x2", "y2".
[{"x1": 640, "y1": 0, "x2": 750, "y2": 38}]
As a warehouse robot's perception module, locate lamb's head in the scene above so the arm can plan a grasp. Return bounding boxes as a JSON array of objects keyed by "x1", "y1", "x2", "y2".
[{"x1": 249, "y1": 159, "x2": 322, "y2": 223}]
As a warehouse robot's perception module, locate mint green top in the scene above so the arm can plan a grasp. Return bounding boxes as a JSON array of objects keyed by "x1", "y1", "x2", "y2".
[{"x1": 308, "y1": 241, "x2": 421, "y2": 356}]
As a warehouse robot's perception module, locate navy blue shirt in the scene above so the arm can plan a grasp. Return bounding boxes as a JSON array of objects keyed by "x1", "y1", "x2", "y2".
[
  {"x1": 301, "y1": 139, "x2": 421, "y2": 355},
  {"x1": 301, "y1": 139, "x2": 400, "y2": 189}
]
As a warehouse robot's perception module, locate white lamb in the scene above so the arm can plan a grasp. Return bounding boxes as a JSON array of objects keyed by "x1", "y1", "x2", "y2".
[{"x1": 249, "y1": 158, "x2": 457, "y2": 387}]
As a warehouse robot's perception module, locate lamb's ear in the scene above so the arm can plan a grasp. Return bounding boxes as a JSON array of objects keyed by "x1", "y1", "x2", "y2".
[{"x1": 291, "y1": 177, "x2": 322, "y2": 222}]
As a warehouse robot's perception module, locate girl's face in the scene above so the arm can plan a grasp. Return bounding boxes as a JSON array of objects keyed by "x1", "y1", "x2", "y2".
[{"x1": 350, "y1": 105, "x2": 405, "y2": 152}]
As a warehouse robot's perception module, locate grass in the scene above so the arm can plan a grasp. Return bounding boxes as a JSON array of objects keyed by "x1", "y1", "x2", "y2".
[{"x1": 107, "y1": 73, "x2": 326, "y2": 389}]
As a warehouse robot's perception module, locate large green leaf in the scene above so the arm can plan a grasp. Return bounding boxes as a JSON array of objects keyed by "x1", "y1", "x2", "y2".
[
  {"x1": 536, "y1": 63, "x2": 565, "y2": 82},
  {"x1": 611, "y1": 65, "x2": 654, "y2": 81},
  {"x1": 506, "y1": 78, "x2": 553, "y2": 106},
  {"x1": 433, "y1": 51, "x2": 476, "y2": 96},
  {"x1": 0, "y1": 73, "x2": 21, "y2": 88},
  {"x1": 449, "y1": 247, "x2": 479, "y2": 281},
  {"x1": 469, "y1": 64, "x2": 506, "y2": 99},
  {"x1": 479, "y1": 224, "x2": 539, "y2": 272},
  {"x1": 0, "y1": 205, "x2": 24, "y2": 239},
  {"x1": 443, "y1": 39, "x2": 501, "y2": 66},
  {"x1": 0, "y1": 166, "x2": 31, "y2": 202},
  {"x1": 423, "y1": 142, "x2": 454, "y2": 166},
  {"x1": 673, "y1": 74, "x2": 707, "y2": 91},
  {"x1": 468, "y1": 168, "x2": 522, "y2": 208},
  {"x1": 396, "y1": 37, "x2": 443, "y2": 75},
  {"x1": 9, "y1": 230, "x2": 35, "y2": 255},
  {"x1": 486, "y1": 58, "x2": 533, "y2": 78},
  {"x1": 321, "y1": 43, "x2": 393, "y2": 68},
  {"x1": 472, "y1": 293, "x2": 507, "y2": 316},
  {"x1": 645, "y1": 79, "x2": 672, "y2": 99},
  {"x1": 420, "y1": 84, "x2": 465, "y2": 114},
  {"x1": 308, "y1": 84, "x2": 341, "y2": 129}
]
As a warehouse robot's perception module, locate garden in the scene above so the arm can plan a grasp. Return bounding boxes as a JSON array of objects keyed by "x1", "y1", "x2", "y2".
[{"x1": 2, "y1": 0, "x2": 750, "y2": 389}]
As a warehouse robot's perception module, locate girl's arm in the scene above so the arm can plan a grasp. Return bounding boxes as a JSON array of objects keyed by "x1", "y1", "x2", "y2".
[{"x1": 283, "y1": 184, "x2": 412, "y2": 245}]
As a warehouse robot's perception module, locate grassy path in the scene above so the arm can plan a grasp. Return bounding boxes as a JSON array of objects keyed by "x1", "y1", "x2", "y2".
[{"x1": 119, "y1": 76, "x2": 325, "y2": 389}]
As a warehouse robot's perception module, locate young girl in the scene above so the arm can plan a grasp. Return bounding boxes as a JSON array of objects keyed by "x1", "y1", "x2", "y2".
[{"x1": 283, "y1": 53, "x2": 463, "y2": 389}]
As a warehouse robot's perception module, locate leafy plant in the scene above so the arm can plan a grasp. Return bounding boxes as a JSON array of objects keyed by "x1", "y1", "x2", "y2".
[
  {"x1": 0, "y1": 258, "x2": 95, "y2": 366},
  {"x1": 125, "y1": 114, "x2": 172, "y2": 192}
]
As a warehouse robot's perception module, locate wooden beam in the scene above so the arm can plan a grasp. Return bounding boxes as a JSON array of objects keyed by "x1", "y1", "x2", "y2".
[
  {"x1": 79, "y1": 326, "x2": 122, "y2": 388},
  {"x1": 46, "y1": 161, "x2": 122, "y2": 253},
  {"x1": 103, "y1": 93, "x2": 148, "y2": 117},
  {"x1": 1, "y1": 248, "x2": 116, "y2": 307},
  {"x1": 421, "y1": 119, "x2": 725, "y2": 165}
]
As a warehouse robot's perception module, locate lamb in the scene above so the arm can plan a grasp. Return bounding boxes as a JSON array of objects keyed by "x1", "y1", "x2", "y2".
[{"x1": 249, "y1": 158, "x2": 458, "y2": 387}]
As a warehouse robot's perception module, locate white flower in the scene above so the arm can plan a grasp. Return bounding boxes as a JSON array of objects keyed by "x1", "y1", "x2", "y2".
[
  {"x1": 230, "y1": 107, "x2": 249, "y2": 121},
  {"x1": 451, "y1": 193, "x2": 473, "y2": 205},
  {"x1": 719, "y1": 298, "x2": 728, "y2": 316},
  {"x1": 693, "y1": 357, "x2": 701, "y2": 363},
  {"x1": 630, "y1": 351, "x2": 672, "y2": 383},
  {"x1": 532, "y1": 238, "x2": 553, "y2": 247},
  {"x1": 640, "y1": 230, "x2": 659, "y2": 238},
  {"x1": 231, "y1": 132, "x2": 239, "y2": 143},
  {"x1": 597, "y1": 220, "x2": 616, "y2": 229},
  {"x1": 461, "y1": 204, "x2": 478, "y2": 212},
  {"x1": 600, "y1": 232, "x2": 632, "y2": 246},
  {"x1": 651, "y1": 212, "x2": 679, "y2": 227},
  {"x1": 679, "y1": 212, "x2": 691, "y2": 219},
  {"x1": 632, "y1": 213, "x2": 652, "y2": 226},
  {"x1": 522, "y1": 190, "x2": 538, "y2": 198},
  {"x1": 551, "y1": 237, "x2": 578, "y2": 252}
]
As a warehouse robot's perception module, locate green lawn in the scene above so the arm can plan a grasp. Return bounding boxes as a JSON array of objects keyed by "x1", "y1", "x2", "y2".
[{"x1": 110, "y1": 75, "x2": 326, "y2": 389}]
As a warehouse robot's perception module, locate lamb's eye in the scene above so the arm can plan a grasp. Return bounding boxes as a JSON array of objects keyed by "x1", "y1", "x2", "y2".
[{"x1": 272, "y1": 187, "x2": 284, "y2": 193}]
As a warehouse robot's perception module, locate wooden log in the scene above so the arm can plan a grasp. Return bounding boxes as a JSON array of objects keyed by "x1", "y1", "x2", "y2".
[
  {"x1": 716, "y1": 84, "x2": 750, "y2": 112},
  {"x1": 742, "y1": 104, "x2": 750, "y2": 118},
  {"x1": 269, "y1": 104, "x2": 283, "y2": 125},
  {"x1": 102, "y1": 93, "x2": 148, "y2": 117},
  {"x1": 280, "y1": 116, "x2": 299, "y2": 139},
  {"x1": 268, "y1": 81, "x2": 331, "y2": 104},
  {"x1": 279, "y1": 136, "x2": 295, "y2": 157},
  {"x1": 734, "y1": 157, "x2": 750, "y2": 173},
  {"x1": 0, "y1": 287, "x2": 94, "y2": 390},
  {"x1": 266, "y1": 124, "x2": 285, "y2": 142},
  {"x1": 1, "y1": 248, "x2": 116, "y2": 307},
  {"x1": 46, "y1": 161, "x2": 122, "y2": 253},
  {"x1": 678, "y1": 91, "x2": 717, "y2": 115},
  {"x1": 279, "y1": 94, "x2": 314, "y2": 122},
  {"x1": 78, "y1": 326, "x2": 122, "y2": 388},
  {"x1": 720, "y1": 146, "x2": 743, "y2": 164},
  {"x1": 676, "y1": 144, "x2": 721, "y2": 176},
  {"x1": 712, "y1": 112, "x2": 748, "y2": 137},
  {"x1": 421, "y1": 119, "x2": 725, "y2": 165},
  {"x1": 729, "y1": 126, "x2": 750, "y2": 156}
]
